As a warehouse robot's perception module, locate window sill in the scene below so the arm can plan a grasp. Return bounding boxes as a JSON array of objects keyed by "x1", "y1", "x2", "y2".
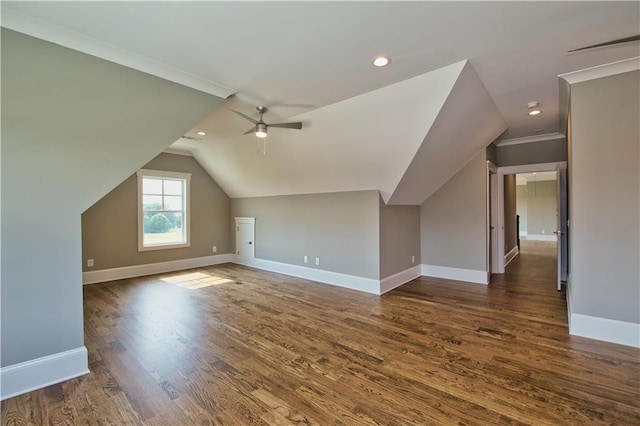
[{"x1": 138, "y1": 242, "x2": 190, "y2": 252}]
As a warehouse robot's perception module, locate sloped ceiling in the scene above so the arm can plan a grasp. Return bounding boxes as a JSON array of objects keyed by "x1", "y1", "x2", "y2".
[
  {"x1": 388, "y1": 61, "x2": 506, "y2": 205},
  {"x1": 174, "y1": 60, "x2": 505, "y2": 204},
  {"x1": 3, "y1": 2, "x2": 638, "y2": 205}
]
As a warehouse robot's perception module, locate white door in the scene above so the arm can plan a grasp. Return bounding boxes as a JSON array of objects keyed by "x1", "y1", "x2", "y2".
[
  {"x1": 234, "y1": 217, "x2": 255, "y2": 264},
  {"x1": 555, "y1": 168, "x2": 568, "y2": 290}
]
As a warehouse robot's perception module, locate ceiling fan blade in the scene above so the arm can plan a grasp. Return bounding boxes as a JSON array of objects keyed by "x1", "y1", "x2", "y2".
[
  {"x1": 231, "y1": 109, "x2": 258, "y2": 124},
  {"x1": 268, "y1": 122, "x2": 303, "y2": 130},
  {"x1": 243, "y1": 126, "x2": 257, "y2": 135},
  {"x1": 568, "y1": 35, "x2": 640, "y2": 52}
]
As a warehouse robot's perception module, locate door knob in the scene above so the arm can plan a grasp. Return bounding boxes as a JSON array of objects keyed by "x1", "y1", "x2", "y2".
[{"x1": 248, "y1": 241, "x2": 252, "y2": 245}]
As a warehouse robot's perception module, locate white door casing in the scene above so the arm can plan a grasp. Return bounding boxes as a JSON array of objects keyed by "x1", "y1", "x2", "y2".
[{"x1": 495, "y1": 162, "x2": 567, "y2": 274}]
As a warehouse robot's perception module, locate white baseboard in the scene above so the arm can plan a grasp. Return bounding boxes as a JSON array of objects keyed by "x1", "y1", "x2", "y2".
[
  {"x1": 1, "y1": 347, "x2": 89, "y2": 401},
  {"x1": 569, "y1": 314, "x2": 640, "y2": 348},
  {"x1": 421, "y1": 264, "x2": 489, "y2": 285},
  {"x1": 504, "y1": 246, "x2": 519, "y2": 267},
  {"x1": 566, "y1": 275, "x2": 638, "y2": 347},
  {"x1": 523, "y1": 234, "x2": 557, "y2": 241},
  {"x1": 380, "y1": 265, "x2": 422, "y2": 294},
  {"x1": 519, "y1": 231, "x2": 528, "y2": 236},
  {"x1": 237, "y1": 258, "x2": 380, "y2": 295},
  {"x1": 83, "y1": 253, "x2": 235, "y2": 284}
]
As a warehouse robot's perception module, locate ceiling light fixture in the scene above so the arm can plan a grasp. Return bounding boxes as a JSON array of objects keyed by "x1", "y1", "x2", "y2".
[
  {"x1": 196, "y1": 131, "x2": 206, "y2": 136},
  {"x1": 255, "y1": 123, "x2": 268, "y2": 138},
  {"x1": 372, "y1": 56, "x2": 390, "y2": 67},
  {"x1": 527, "y1": 101, "x2": 542, "y2": 116}
]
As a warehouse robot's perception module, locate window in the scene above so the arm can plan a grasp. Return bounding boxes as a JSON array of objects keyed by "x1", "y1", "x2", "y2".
[{"x1": 137, "y1": 169, "x2": 191, "y2": 251}]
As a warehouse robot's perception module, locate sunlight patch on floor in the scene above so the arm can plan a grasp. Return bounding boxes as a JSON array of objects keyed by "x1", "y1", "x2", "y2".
[{"x1": 161, "y1": 272, "x2": 233, "y2": 290}]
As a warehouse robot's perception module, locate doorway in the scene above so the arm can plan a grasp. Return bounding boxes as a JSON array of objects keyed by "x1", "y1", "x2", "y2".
[
  {"x1": 512, "y1": 171, "x2": 559, "y2": 282},
  {"x1": 492, "y1": 162, "x2": 567, "y2": 290}
]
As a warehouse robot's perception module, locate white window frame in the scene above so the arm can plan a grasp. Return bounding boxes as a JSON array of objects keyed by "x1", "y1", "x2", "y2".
[{"x1": 137, "y1": 169, "x2": 191, "y2": 251}]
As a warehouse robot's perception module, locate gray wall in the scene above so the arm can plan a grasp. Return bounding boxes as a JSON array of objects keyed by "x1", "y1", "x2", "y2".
[
  {"x1": 231, "y1": 191, "x2": 380, "y2": 279},
  {"x1": 524, "y1": 180, "x2": 557, "y2": 236},
  {"x1": 486, "y1": 143, "x2": 498, "y2": 165},
  {"x1": 569, "y1": 70, "x2": 639, "y2": 324},
  {"x1": 421, "y1": 151, "x2": 487, "y2": 271},
  {"x1": 516, "y1": 185, "x2": 528, "y2": 233},
  {"x1": 504, "y1": 175, "x2": 517, "y2": 253},
  {"x1": 497, "y1": 139, "x2": 567, "y2": 167},
  {"x1": 1, "y1": 30, "x2": 224, "y2": 367},
  {"x1": 82, "y1": 153, "x2": 231, "y2": 271},
  {"x1": 379, "y1": 198, "x2": 420, "y2": 279}
]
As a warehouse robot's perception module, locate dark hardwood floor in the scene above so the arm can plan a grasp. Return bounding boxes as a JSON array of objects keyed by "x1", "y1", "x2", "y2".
[{"x1": 3, "y1": 241, "x2": 639, "y2": 425}]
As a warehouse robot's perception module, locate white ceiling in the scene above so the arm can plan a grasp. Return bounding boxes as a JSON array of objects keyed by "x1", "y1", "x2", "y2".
[{"x1": 3, "y1": 1, "x2": 638, "y2": 202}]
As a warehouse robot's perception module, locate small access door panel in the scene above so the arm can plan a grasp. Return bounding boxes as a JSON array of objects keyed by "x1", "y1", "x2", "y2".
[{"x1": 235, "y1": 217, "x2": 255, "y2": 264}]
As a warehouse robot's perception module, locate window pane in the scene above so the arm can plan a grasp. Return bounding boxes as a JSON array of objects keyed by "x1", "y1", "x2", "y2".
[
  {"x1": 143, "y1": 229, "x2": 184, "y2": 246},
  {"x1": 164, "y1": 212, "x2": 183, "y2": 230},
  {"x1": 139, "y1": 171, "x2": 189, "y2": 250},
  {"x1": 143, "y1": 178, "x2": 162, "y2": 194},
  {"x1": 143, "y1": 195, "x2": 163, "y2": 210},
  {"x1": 163, "y1": 195, "x2": 183, "y2": 211},
  {"x1": 164, "y1": 180, "x2": 183, "y2": 196},
  {"x1": 143, "y1": 212, "x2": 184, "y2": 246}
]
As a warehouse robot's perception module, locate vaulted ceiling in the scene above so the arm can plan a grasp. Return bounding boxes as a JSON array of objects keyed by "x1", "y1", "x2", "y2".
[{"x1": 3, "y1": 1, "x2": 638, "y2": 203}]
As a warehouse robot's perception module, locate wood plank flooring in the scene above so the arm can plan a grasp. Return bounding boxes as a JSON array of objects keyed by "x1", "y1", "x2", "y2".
[{"x1": 3, "y1": 240, "x2": 639, "y2": 425}]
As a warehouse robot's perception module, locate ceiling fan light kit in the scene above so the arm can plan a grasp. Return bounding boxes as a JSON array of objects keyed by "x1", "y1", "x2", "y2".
[
  {"x1": 231, "y1": 106, "x2": 303, "y2": 139},
  {"x1": 256, "y1": 123, "x2": 268, "y2": 138}
]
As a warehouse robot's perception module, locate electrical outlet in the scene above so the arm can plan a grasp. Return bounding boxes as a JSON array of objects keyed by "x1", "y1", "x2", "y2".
[
  {"x1": 412, "y1": 255, "x2": 415, "y2": 264},
  {"x1": 87, "y1": 259, "x2": 94, "y2": 267},
  {"x1": 212, "y1": 246, "x2": 217, "y2": 253},
  {"x1": 303, "y1": 255, "x2": 308, "y2": 263},
  {"x1": 315, "y1": 257, "x2": 320, "y2": 266}
]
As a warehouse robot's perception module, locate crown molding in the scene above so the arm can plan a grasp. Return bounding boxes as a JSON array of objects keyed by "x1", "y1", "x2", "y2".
[
  {"x1": 163, "y1": 147, "x2": 194, "y2": 157},
  {"x1": 559, "y1": 56, "x2": 640, "y2": 85},
  {"x1": 496, "y1": 132, "x2": 565, "y2": 147},
  {"x1": 1, "y1": 8, "x2": 237, "y2": 99}
]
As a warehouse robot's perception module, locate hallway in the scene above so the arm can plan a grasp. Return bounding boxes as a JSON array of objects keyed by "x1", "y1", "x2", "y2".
[{"x1": 505, "y1": 239, "x2": 558, "y2": 283}]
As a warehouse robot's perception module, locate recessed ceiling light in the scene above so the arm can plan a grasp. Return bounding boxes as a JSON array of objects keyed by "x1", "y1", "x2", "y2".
[
  {"x1": 196, "y1": 131, "x2": 206, "y2": 136},
  {"x1": 527, "y1": 101, "x2": 542, "y2": 115},
  {"x1": 372, "y1": 56, "x2": 391, "y2": 67}
]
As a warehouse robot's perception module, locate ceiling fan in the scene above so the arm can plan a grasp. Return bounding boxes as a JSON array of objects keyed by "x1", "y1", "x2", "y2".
[
  {"x1": 567, "y1": 34, "x2": 640, "y2": 52},
  {"x1": 231, "y1": 106, "x2": 302, "y2": 138}
]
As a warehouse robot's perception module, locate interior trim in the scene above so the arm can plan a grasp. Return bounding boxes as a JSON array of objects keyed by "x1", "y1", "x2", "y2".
[
  {"x1": 236, "y1": 257, "x2": 381, "y2": 295},
  {"x1": 559, "y1": 56, "x2": 640, "y2": 85},
  {"x1": 504, "y1": 245, "x2": 519, "y2": 267},
  {"x1": 496, "y1": 132, "x2": 565, "y2": 147},
  {"x1": 82, "y1": 254, "x2": 235, "y2": 284},
  {"x1": 421, "y1": 264, "x2": 489, "y2": 285},
  {"x1": 380, "y1": 265, "x2": 422, "y2": 294},
  {"x1": 570, "y1": 314, "x2": 640, "y2": 348},
  {"x1": 0, "y1": 347, "x2": 89, "y2": 401}
]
